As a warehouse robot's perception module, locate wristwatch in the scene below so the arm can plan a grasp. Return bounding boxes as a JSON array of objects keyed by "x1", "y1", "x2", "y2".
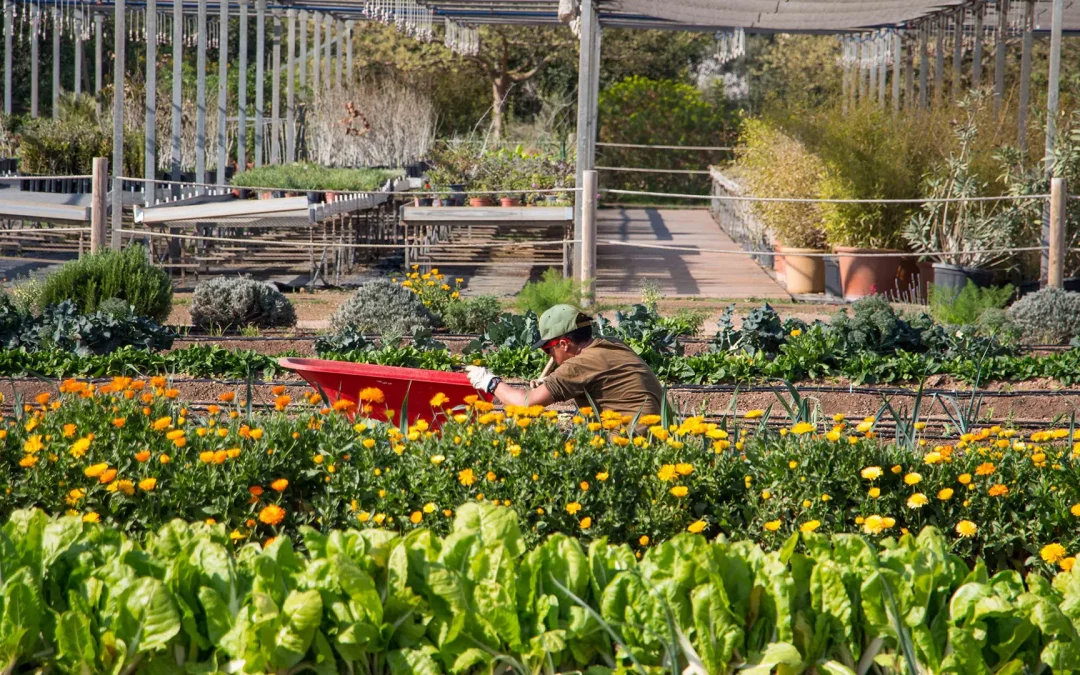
[{"x1": 486, "y1": 377, "x2": 502, "y2": 394}]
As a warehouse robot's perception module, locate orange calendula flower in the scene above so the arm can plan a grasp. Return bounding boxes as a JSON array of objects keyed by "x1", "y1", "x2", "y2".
[
  {"x1": 135, "y1": 450, "x2": 151, "y2": 462},
  {"x1": 359, "y1": 387, "x2": 385, "y2": 404},
  {"x1": 271, "y1": 385, "x2": 287, "y2": 396},
  {"x1": 975, "y1": 462, "x2": 996, "y2": 476},
  {"x1": 19, "y1": 454, "x2": 38, "y2": 468},
  {"x1": 112, "y1": 418, "x2": 126, "y2": 428},
  {"x1": 99, "y1": 469, "x2": 117, "y2": 484},
  {"x1": 219, "y1": 392, "x2": 236, "y2": 403},
  {"x1": 138, "y1": 478, "x2": 157, "y2": 491},
  {"x1": 430, "y1": 393, "x2": 450, "y2": 407},
  {"x1": 84, "y1": 463, "x2": 109, "y2": 478},
  {"x1": 580, "y1": 517, "x2": 593, "y2": 530},
  {"x1": 458, "y1": 468, "x2": 476, "y2": 486},
  {"x1": 259, "y1": 504, "x2": 286, "y2": 526},
  {"x1": 271, "y1": 478, "x2": 289, "y2": 492}
]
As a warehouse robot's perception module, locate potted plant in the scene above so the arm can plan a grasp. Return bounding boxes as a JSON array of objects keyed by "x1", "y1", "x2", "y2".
[
  {"x1": 902, "y1": 116, "x2": 1013, "y2": 295},
  {"x1": 827, "y1": 200, "x2": 918, "y2": 300}
]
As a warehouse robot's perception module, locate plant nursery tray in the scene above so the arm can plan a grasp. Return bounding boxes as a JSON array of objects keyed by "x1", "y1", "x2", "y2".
[{"x1": 278, "y1": 357, "x2": 490, "y2": 428}]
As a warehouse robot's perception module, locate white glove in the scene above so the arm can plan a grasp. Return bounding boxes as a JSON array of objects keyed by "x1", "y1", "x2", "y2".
[{"x1": 466, "y1": 365, "x2": 497, "y2": 393}]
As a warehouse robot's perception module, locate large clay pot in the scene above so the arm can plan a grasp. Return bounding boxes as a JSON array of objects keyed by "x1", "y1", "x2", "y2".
[
  {"x1": 469, "y1": 197, "x2": 493, "y2": 207},
  {"x1": 778, "y1": 247, "x2": 826, "y2": 294},
  {"x1": 773, "y1": 244, "x2": 786, "y2": 286},
  {"x1": 835, "y1": 247, "x2": 910, "y2": 300},
  {"x1": 499, "y1": 197, "x2": 521, "y2": 207}
]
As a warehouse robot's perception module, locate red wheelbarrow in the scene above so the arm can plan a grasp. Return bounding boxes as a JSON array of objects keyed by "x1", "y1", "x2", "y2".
[{"x1": 278, "y1": 357, "x2": 492, "y2": 428}]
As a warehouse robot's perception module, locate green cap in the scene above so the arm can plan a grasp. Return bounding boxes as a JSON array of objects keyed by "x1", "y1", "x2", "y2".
[{"x1": 533, "y1": 304, "x2": 592, "y2": 349}]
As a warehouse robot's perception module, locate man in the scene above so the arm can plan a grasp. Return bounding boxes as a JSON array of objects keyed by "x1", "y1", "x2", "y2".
[{"x1": 465, "y1": 304, "x2": 665, "y2": 416}]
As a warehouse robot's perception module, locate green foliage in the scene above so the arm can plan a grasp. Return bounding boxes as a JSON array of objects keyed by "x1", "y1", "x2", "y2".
[
  {"x1": 830, "y1": 296, "x2": 934, "y2": 354},
  {"x1": 734, "y1": 118, "x2": 837, "y2": 249},
  {"x1": 596, "y1": 76, "x2": 736, "y2": 198},
  {"x1": 514, "y1": 268, "x2": 581, "y2": 315},
  {"x1": 17, "y1": 97, "x2": 143, "y2": 175},
  {"x1": 189, "y1": 277, "x2": 297, "y2": 330},
  {"x1": 330, "y1": 279, "x2": 437, "y2": 335},
  {"x1": 38, "y1": 245, "x2": 173, "y2": 322},
  {"x1": 229, "y1": 163, "x2": 402, "y2": 191},
  {"x1": 0, "y1": 300, "x2": 173, "y2": 355},
  {"x1": 1009, "y1": 287, "x2": 1080, "y2": 344},
  {"x1": 463, "y1": 311, "x2": 541, "y2": 354},
  {"x1": 930, "y1": 281, "x2": 1015, "y2": 326},
  {"x1": 440, "y1": 295, "x2": 502, "y2": 333}
]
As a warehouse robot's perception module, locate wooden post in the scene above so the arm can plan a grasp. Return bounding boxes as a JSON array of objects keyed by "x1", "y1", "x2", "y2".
[
  {"x1": 877, "y1": 35, "x2": 886, "y2": 106},
  {"x1": 299, "y1": 10, "x2": 307, "y2": 97},
  {"x1": 841, "y1": 39, "x2": 850, "y2": 114},
  {"x1": 170, "y1": 0, "x2": 182, "y2": 186},
  {"x1": 904, "y1": 32, "x2": 914, "y2": 110},
  {"x1": 216, "y1": 0, "x2": 228, "y2": 187},
  {"x1": 94, "y1": 14, "x2": 103, "y2": 104},
  {"x1": 573, "y1": 0, "x2": 598, "y2": 277},
  {"x1": 892, "y1": 31, "x2": 901, "y2": 111},
  {"x1": 934, "y1": 17, "x2": 944, "y2": 107},
  {"x1": 145, "y1": 0, "x2": 157, "y2": 206},
  {"x1": 1041, "y1": 0, "x2": 1064, "y2": 283},
  {"x1": 1017, "y1": 0, "x2": 1034, "y2": 151},
  {"x1": 1049, "y1": 178, "x2": 1067, "y2": 288},
  {"x1": 335, "y1": 19, "x2": 343, "y2": 89},
  {"x1": 91, "y1": 158, "x2": 108, "y2": 254},
  {"x1": 581, "y1": 170, "x2": 597, "y2": 306},
  {"x1": 312, "y1": 11, "x2": 320, "y2": 93},
  {"x1": 111, "y1": 0, "x2": 125, "y2": 248},
  {"x1": 345, "y1": 20, "x2": 353, "y2": 86},
  {"x1": 322, "y1": 14, "x2": 330, "y2": 86},
  {"x1": 868, "y1": 38, "x2": 877, "y2": 101}
]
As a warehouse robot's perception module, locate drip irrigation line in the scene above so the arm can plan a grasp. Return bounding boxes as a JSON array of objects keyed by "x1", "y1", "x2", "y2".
[{"x1": 601, "y1": 187, "x2": 1051, "y2": 204}]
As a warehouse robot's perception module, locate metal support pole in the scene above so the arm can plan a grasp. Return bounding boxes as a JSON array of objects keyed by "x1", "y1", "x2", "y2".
[
  {"x1": 299, "y1": 10, "x2": 307, "y2": 97},
  {"x1": 1018, "y1": 0, "x2": 1034, "y2": 151},
  {"x1": 216, "y1": 0, "x2": 228, "y2": 186},
  {"x1": 1041, "y1": 0, "x2": 1064, "y2": 282},
  {"x1": 91, "y1": 158, "x2": 108, "y2": 253},
  {"x1": 286, "y1": 8, "x2": 295, "y2": 162},
  {"x1": 919, "y1": 25, "x2": 928, "y2": 109},
  {"x1": 868, "y1": 39, "x2": 877, "y2": 101},
  {"x1": 312, "y1": 11, "x2": 320, "y2": 92},
  {"x1": 94, "y1": 15, "x2": 103, "y2": 98},
  {"x1": 934, "y1": 17, "x2": 944, "y2": 107},
  {"x1": 145, "y1": 0, "x2": 157, "y2": 205},
  {"x1": 30, "y1": 4, "x2": 38, "y2": 118},
  {"x1": 322, "y1": 14, "x2": 330, "y2": 85},
  {"x1": 255, "y1": 0, "x2": 265, "y2": 166},
  {"x1": 904, "y1": 33, "x2": 914, "y2": 110},
  {"x1": 994, "y1": 0, "x2": 1008, "y2": 114},
  {"x1": 1049, "y1": 177, "x2": 1067, "y2": 288},
  {"x1": 271, "y1": 11, "x2": 281, "y2": 164},
  {"x1": 196, "y1": 0, "x2": 207, "y2": 186},
  {"x1": 335, "y1": 19, "x2": 343, "y2": 89},
  {"x1": 841, "y1": 41, "x2": 850, "y2": 114},
  {"x1": 3, "y1": 0, "x2": 11, "y2": 115},
  {"x1": 111, "y1": 0, "x2": 125, "y2": 248},
  {"x1": 877, "y1": 36, "x2": 887, "y2": 106},
  {"x1": 892, "y1": 32, "x2": 901, "y2": 111},
  {"x1": 170, "y1": 0, "x2": 182, "y2": 185},
  {"x1": 581, "y1": 169, "x2": 597, "y2": 306},
  {"x1": 74, "y1": 5, "x2": 83, "y2": 96},
  {"x1": 51, "y1": 5, "x2": 59, "y2": 118},
  {"x1": 972, "y1": 3, "x2": 984, "y2": 89},
  {"x1": 952, "y1": 8, "x2": 964, "y2": 101},
  {"x1": 345, "y1": 20, "x2": 352, "y2": 86},
  {"x1": 857, "y1": 41, "x2": 867, "y2": 101},
  {"x1": 238, "y1": 0, "x2": 248, "y2": 172},
  {"x1": 573, "y1": 0, "x2": 598, "y2": 277}
]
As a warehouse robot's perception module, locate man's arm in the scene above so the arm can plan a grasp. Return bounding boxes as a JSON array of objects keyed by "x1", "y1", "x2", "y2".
[{"x1": 492, "y1": 382, "x2": 554, "y2": 407}]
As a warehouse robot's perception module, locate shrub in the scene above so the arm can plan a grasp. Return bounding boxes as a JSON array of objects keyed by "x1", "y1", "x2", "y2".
[
  {"x1": 230, "y1": 164, "x2": 401, "y2": 192},
  {"x1": 3, "y1": 299, "x2": 173, "y2": 354},
  {"x1": 1008, "y1": 287, "x2": 1080, "y2": 344},
  {"x1": 734, "y1": 119, "x2": 837, "y2": 249},
  {"x1": 441, "y1": 295, "x2": 502, "y2": 334},
  {"x1": 18, "y1": 100, "x2": 143, "y2": 176},
  {"x1": 830, "y1": 296, "x2": 929, "y2": 354},
  {"x1": 189, "y1": 277, "x2": 297, "y2": 330},
  {"x1": 929, "y1": 281, "x2": 1014, "y2": 326},
  {"x1": 38, "y1": 245, "x2": 173, "y2": 322},
  {"x1": 330, "y1": 279, "x2": 437, "y2": 335},
  {"x1": 514, "y1": 268, "x2": 580, "y2": 315}
]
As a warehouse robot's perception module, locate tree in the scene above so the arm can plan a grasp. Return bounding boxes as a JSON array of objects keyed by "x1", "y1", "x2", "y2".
[{"x1": 349, "y1": 22, "x2": 573, "y2": 139}]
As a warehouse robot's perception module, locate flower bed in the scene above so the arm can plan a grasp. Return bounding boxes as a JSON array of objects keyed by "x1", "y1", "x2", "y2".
[{"x1": 5, "y1": 378, "x2": 1080, "y2": 575}]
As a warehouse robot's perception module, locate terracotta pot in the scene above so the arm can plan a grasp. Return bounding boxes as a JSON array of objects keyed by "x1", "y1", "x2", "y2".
[
  {"x1": 773, "y1": 244, "x2": 786, "y2": 285},
  {"x1": 469, "y1": 197, "x2": 493, "y2": 207},
  {"x1": 916, "y1": 261, "x2": 935, "y2": 300},
  {"x1": 326, "y1": 192, "x2": 337, "y2": 203},
  {"x1": 499, "y1": 197, "x2": 521, "y2": 207},
  {"x1": 778, "y1": 247, "x2": 826, "y2": 294},
  {"x1": 834, "y1": 247, "x2": 910, "y2": 300}
]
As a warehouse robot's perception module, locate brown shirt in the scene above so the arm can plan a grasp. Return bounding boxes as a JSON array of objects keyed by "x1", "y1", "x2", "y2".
[{"x1": 543, "y1": 338, "x2": 665, "y2": 417}]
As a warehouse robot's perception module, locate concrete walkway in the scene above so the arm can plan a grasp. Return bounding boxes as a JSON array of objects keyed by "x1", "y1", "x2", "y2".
[{"x1": 596, "y1": 208, "x2": 788, "y2": 299}]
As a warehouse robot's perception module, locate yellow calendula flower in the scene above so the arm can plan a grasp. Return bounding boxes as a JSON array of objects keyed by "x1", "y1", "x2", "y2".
[
  {"x1": 958, "y1": 473, "x2": 972, "y2": 485},
  {"x1": 1041, "y1": 543, "x2": 1068, "y2": 564},
  {"x1": 907, "y1": 493, "x2": 929, "y2": 509},
  {"x1": 657, "y1": 464, "x2": 677, "y2": 482},
  {"x1": 139, "y1": 478, "x2": 157, "y2": 491},
  {"x1": 84, "y1": 463, "x2": 109, "y2": 478},
  {"x1": 938, "y1": 488, "x2": 954, "y2": 500},
  {"x1": 82, "y1": 512, "x2": 100, "y2": 523},
  {"x1": 861, "y1": 466, "x2": 883, "y2": 480},
  {"x1": 687, "y1": 520, "x2": 706, "y2": 534},
  {"x1": 744, "y1": 409, "x2": 765, "y2": 419},
  {"x1": 764, "y1": 520, "x2": 781, "y2": 532},
  {"x1": 23, "y1": 435, "x2": 44, "y2": 454},
  {"x1": 800, "y1": 520, "x2": 821, "y2": 533},
  {"x1": 903, "y1": 472, "x2": 922, "y2": 486},
  {"x1": 566, "y1": 502, "x2": 582, "y2": 515},
  {"x1": 670, "y1": 486, "x2": 688, "y2": 498},
  {"x1": 863, "y1": 515, "x2": 886, "y2": 534},
  {"x1": 790, "y1": 422, "x2": 815, "y2": 435},
  {"x1": 956, "y1": 520, "x2": 977, "y2": 537},
  {"x1": 423, "y1": 502, "x2": 436, "y2": 514},
  {"x1": 580, "y1": 517, "x2": 593, "y2": 530},
  {"x1": 868, "y1": 487, "x2": 881, "y2": 498},
  {"x1": 596, "y1": 471, "x2": 609, "y2": 481}
]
